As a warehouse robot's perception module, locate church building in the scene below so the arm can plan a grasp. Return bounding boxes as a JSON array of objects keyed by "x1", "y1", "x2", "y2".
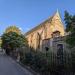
[{"x1": 25, "y1": 10, "x2": 65, "y2": 52}]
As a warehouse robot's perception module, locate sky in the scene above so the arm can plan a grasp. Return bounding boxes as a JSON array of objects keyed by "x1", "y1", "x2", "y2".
[{"x1": 0, "y1": 0, "x2": 75, "y2": 35}]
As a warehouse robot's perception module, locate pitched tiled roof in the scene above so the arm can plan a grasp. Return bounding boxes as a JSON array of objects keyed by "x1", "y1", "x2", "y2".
[
  {"x1": 25, "y1": 10, "x2": 61, "y2": 36},
  {"x1": 25, "y1": 16, "x2": 53, "y2": 36}
]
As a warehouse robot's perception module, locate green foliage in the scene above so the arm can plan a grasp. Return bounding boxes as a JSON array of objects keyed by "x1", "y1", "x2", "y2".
[
  {"x1": 21, "y1": 49, "x2": 59, "y2": 75},
  {"x1": 5, "y1": 25, "x2": 21, "y2": 35},
  {"x1": 1, "y1": 32, "x2": 27, "y2": 51},
  {"x1": 71, "y1": 48, "x2": 75, "y2": 72},
  {"x1": 64, "y1": 11, "x2": 75, "y2": 47},
  {"x1": 66, "y1": 34, "x2": 75, "y2": 47},
  {"x1": 64, "y1": 11, "x2": 75, "y2": 73},
  {"x1": 21, "y1": 49, "x2": 74, "y2": 75},
  {"x1": 64, "y1": 11, "x2": 72, "y2": 32}
]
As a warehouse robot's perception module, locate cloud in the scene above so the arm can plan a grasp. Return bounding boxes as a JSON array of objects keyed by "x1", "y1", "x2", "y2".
[{"x1": 19, "y1": 27, "x2": 22, "y2": 31}]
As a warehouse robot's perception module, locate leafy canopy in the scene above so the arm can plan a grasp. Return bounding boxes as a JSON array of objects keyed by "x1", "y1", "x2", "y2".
[
  {"x1": 1, "y1": 32, "x2": 28, "y2": 50},
  {"x1": 64, "y1": 11, "x2": 75, "y2": 47},
  {"x1": 5, "y1": 25, "x2": 21, "y2": 35}
]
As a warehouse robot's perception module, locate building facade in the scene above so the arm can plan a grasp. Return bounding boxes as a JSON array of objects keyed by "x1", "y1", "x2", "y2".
[{"x1": 25, "y1": 11, "x2": 65, "y2": 52}]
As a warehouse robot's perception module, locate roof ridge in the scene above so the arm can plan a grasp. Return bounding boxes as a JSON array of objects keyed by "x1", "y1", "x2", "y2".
[
  {"x1": 25, "y1": 10, "x2": 60, "y2": 36},
  {"x1": 25, "y1": 16, "x2": 53, "y2": 36}
]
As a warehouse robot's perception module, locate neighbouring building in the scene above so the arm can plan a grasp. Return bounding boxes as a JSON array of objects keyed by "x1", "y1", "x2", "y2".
[{"x1": 25, "y1": 10, "x2": 65, "y2": 52}]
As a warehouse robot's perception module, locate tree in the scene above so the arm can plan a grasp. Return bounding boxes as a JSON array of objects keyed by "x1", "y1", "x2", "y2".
[
  {"x1": 5, "y1": 25, "x2": 21, "y2": 35},
  {"x1": 1, "y1": 32, "x2": 28, "y2": 55},
  {"x1": 64, "y1": 11, "x2": 75, "y2": 47},
  {"x1": 64, "y1": 11, "x2": 72, "y2": 32},
  {"x1": 64, "y1": 11, "x2": 75, "y2": 73}
]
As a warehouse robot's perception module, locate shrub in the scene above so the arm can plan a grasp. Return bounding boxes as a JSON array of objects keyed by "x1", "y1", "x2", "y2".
[{"x1": 21, "y1": 49, "x2": 74, "y2": 75}]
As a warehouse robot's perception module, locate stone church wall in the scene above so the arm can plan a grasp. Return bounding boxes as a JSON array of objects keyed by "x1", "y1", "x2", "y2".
[{"x1": 25, "y1": 11, "x2": 65, "y2": 52}]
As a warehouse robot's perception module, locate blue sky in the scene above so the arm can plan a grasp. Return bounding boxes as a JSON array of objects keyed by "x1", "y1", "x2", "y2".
[{"x1": 0, "y1": 0, "x2": 75, "y2": 35}]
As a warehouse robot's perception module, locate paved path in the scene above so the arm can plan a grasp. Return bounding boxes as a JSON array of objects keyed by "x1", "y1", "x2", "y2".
[{"x1": 0, "y1": 54, "x2": 33, "y2": 75}]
